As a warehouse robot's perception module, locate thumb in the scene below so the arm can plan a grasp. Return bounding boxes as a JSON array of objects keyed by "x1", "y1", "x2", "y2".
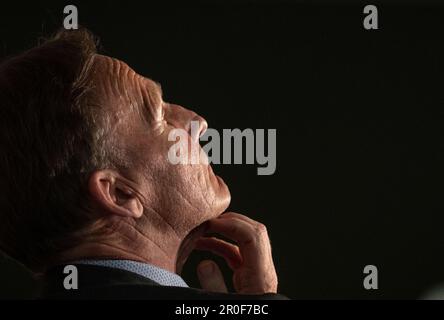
[{"x1": 197, "y1": 260, "x2": 228, "y2": 293}]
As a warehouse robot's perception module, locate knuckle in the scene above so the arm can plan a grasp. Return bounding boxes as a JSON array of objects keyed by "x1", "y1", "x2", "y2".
[{"x1": 228, "y1": 223, "x2": 239, "y2": 234}]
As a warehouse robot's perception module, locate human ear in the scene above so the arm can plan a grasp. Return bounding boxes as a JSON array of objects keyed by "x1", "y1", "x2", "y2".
[{"x1": 88, "y1": 170, "x2": 143, "y2": 218}]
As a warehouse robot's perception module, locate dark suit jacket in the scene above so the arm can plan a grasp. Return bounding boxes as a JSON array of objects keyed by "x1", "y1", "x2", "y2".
[{"x1": 41, "y1": 264, "x2": 289, "y2": 300}]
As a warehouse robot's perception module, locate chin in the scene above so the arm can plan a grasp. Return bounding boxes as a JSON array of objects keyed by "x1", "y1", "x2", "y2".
[{"x1": 186, "y1": 172, "x2": 231, "y2": 230}]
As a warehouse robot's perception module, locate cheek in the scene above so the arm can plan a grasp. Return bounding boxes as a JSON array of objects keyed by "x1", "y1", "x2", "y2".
[{"x1": 154, "y1": 128, "x2": 221, "y2": 200}]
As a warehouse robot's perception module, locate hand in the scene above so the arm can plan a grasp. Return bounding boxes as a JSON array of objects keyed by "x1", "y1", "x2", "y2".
[
  {"x1": 176, "y1": 222, "x2": 208, "y2": 275},
  {"x1": 195, "y1": 212, "x2": 278, "y2": 295}
]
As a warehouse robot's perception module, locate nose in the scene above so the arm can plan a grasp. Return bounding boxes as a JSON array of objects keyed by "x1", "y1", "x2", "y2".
[
  {"x1": 166, "y1": 103, "x2": 208, "y2": 139},
  {"x1": 193, "y1": 114, "x2": 208, "y2": 138}
]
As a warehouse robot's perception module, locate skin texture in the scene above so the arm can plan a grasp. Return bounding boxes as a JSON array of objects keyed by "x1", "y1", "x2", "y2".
[{"x1": 60, "y1": 54, "x2": 278, "y2": 294}]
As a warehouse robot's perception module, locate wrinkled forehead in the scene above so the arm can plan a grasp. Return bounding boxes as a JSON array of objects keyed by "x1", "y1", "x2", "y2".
[{"x1": 88, "y1": 54, "x2": 162, "y2": 112}]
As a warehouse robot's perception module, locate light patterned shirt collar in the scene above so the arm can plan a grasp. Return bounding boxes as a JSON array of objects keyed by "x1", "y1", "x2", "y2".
[{"x1": 74, "y1": 259, "x2": 188, "y2": 288}]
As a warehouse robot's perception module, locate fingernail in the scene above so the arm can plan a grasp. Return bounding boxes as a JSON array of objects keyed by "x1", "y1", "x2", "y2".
[{"x1": 199, "y1": 262, "x2": 214, "y2": 277}]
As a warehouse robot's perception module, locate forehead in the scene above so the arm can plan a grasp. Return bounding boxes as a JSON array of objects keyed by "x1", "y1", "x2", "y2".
[
  {"x1": 92, "y1": 54, "x2": 161, "y2": 93},
  {"x1": 90, "y1": 54, "x2": 162, "y2": 109}
]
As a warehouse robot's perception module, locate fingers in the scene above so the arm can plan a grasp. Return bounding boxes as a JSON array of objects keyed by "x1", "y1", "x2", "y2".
[
  {"x1": 195, "y1": 237, "x2": 243, "y2": 269},
  {"x1": 220, "y1": 212, "x2": 260, "y2": 226},
  {"x1": 176, "y1": 222, "x2": 210, "y2": 274},
  {"x1": 205, "y1": 215, "x2": 268, "y2": 267},
  {"x1": 198, "y1": 212, "x2": 278, "y2": 295},
  {"x1": 197, "y1": 260, "x2": 228, "y2": 293}
]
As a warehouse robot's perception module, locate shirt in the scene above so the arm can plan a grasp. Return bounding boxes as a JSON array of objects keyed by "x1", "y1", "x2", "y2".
[{"x1": 74, "y1": 259, "x2": 188, "y2": 288}]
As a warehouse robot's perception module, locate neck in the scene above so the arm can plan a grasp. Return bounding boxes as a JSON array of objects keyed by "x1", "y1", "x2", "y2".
[{"x1": 58, "y1": 210, "x2": 184, "y2": 273}]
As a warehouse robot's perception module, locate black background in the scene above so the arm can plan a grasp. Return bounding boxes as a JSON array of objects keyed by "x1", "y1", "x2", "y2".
[{"x1": 1, "y1": 0, "x2": 444, "y2": 299}]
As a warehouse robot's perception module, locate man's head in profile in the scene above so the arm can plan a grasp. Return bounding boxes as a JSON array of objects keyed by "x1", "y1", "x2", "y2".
[{"x1": 0, "y1": 29, "x2": 283, "y2": 299}]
